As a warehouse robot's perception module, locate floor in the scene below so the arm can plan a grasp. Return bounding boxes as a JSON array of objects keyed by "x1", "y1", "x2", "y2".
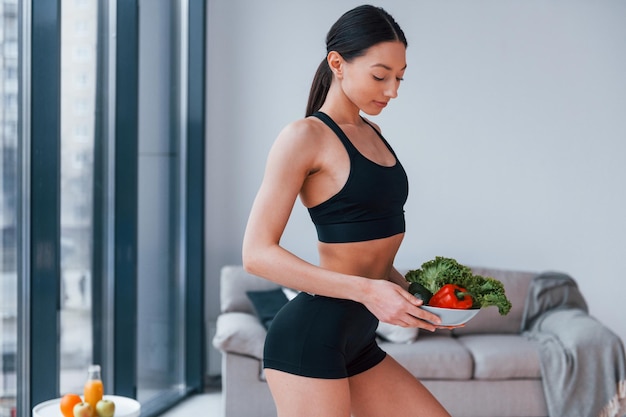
[{"x1": 159, "y1": 391, "x2": 222, "y2": 417}]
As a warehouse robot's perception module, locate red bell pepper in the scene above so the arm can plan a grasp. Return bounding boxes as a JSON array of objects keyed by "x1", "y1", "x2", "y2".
[{"x1": 429, "y1": 284, "x2": 473, "y2": 309}]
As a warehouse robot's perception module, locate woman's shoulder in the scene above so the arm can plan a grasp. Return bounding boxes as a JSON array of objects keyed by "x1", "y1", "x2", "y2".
[
  {"x1": 273, "y1": 116, "x2": 329, "y2": 151},
  {"x1": 280, "y1": 115, "x2": 327, "y2": 140}
]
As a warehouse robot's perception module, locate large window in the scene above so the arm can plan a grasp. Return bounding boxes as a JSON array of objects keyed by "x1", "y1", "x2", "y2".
[
  {"x1": 4, "y1": 1, "x2": 206, "y2": 416},
  {"x1": 59, "y1": 0, "x2": 97, "y2": 394},
  {"x1": 135, "y1": 0, "x2": 185, "y2": 404}
]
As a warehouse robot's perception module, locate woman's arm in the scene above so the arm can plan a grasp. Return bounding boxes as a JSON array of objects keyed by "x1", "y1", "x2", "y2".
[{"x1": 242, "y1": 119, "x2": 440, "y2": 329}]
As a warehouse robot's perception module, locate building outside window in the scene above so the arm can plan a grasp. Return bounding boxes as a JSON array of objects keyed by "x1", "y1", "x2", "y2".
[
  {"x1": 59, "y1": 0, "x2": 97, "y2": 395},
  {"x1": 0, "y1": 1, "x2": 19, "y2": 416}
]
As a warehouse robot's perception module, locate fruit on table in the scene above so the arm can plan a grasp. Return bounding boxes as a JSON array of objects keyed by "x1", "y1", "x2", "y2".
[
  {"x1": 60, "y1": 393, "x2": 83, "y2": 417},
  {"x1": 73, "y1": 402, "x2": 94, "y2": 417},
  {"x1": 95, "y1": 399, "x2": 116, "y2": 417}
]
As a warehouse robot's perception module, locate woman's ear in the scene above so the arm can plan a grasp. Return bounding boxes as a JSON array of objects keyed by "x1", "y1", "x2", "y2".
[{"x1": 327, "y1": 51, "x2": 344, "y2": 79}]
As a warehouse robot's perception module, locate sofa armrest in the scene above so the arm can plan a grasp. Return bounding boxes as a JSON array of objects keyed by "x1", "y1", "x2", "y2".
[{"x1": 212, "y1": 312, "x2": 266, "y2": 360}]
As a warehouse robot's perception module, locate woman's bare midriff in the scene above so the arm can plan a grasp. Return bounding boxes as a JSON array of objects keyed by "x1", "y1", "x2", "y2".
[{"x1": 317, "y1": 233, "x2": 404, "y2": 280}]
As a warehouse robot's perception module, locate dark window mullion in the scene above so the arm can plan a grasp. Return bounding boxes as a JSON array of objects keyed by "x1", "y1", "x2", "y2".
[
  {"x1": 112, "y1": 0, "x2": 139, "y2": 398},
  {"x1": 29, "y1": 0, "x2": 61, "y2": 408},
  {"x1": 91, "y1": 0, "x2": 107, "y2": 370},
  {"x1": 185, "y1": 0, "x2": 207, "y2": 391}
]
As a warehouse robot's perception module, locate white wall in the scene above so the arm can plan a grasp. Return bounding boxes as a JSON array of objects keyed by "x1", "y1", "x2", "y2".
[{"x1": 205, "y1": 0, "x2": 626, "y2": 364}]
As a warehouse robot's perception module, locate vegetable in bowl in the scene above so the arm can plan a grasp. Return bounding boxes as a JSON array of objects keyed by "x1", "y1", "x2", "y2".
[
  {"x1": 405, "y1": 256, "x2": 512, "y2": 315},
  {"x1": 428, "y1": 283, "x2": 473, "y2": 309}
]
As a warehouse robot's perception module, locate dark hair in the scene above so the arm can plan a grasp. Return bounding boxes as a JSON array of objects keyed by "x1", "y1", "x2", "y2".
[{"x1": 305, "y1": 5, "x2": 407, "y2": 117}]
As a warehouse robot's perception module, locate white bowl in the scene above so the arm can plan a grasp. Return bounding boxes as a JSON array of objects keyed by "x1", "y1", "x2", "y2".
[
  {"x1": 420, "y1": 305, "x2": 480, "y2": 326},
  {"x1": 33, "y1": 395, "x2": 140, "y2": 417}
]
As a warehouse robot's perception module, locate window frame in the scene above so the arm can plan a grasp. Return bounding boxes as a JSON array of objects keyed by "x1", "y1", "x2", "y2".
[
  {"x1": 184, "y1": 0, "x2": 206, "y2": 392},
  {"x1": 27, "y1": 0, "x2": 63, "y2": 408}
]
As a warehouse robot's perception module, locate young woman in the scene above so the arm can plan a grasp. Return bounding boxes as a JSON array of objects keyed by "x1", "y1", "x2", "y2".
[{"x1": 242, "y1": 5, "x2": 452, "y2": 417}]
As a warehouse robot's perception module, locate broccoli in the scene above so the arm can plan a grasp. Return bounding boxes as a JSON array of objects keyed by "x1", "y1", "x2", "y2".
[{"x1": 405, "y1": 256, "x2": 512, "y2": 315}]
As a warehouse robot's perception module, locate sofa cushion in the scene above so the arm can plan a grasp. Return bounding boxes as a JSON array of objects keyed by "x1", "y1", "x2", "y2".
[
  {"x1": 452, "y1": 267, "x2": 537, "y2": 335},
  {"x1": 213, "y1": 312, "x2": 266, "y2": 360},
  {"x1": 381, "y1": 334, "x2": 473, "y2": 380},
  {"x1": 220, "y1": 265, "x2": 280, "y2": 314},
  {"x1": 457, "y1": 334, "x2": 542, "y2": 380},
  {"x1": 246, "y1": 288, "x2": 289, "y2": 329}
]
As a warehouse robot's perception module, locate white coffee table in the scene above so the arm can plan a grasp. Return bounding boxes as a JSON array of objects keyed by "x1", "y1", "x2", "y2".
[{"x1": 33, "y1": 395, "x2": 140, "y2": 417}]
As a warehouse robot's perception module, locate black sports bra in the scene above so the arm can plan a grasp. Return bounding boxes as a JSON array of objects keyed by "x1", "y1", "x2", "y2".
[{"x1": 307, "y1": 112, "x2": 409, "y2": 243}]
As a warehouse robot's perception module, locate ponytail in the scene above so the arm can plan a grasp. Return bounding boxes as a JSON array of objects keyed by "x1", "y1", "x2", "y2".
[
  {"x1": 305, "y1": 58, "x2": 332, "y2": 117},
  {"x1": 305, "y1": 5, "x2": 407, "y2": 117}
]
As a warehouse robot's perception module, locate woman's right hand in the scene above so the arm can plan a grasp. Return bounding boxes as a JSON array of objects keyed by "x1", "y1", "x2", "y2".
[{"x1": 359, "y1": 278, "x2": 442, "y2": 331}]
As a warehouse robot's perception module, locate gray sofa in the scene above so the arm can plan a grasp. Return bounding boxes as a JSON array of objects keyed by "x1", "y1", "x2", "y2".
[{"x1": 213, "y1": 265, "x2": 550, "y2": 417}]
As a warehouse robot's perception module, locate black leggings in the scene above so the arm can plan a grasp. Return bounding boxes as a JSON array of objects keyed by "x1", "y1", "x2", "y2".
[{"x1": 263, "y1": 292, "x2": 386, "y2": 379}]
